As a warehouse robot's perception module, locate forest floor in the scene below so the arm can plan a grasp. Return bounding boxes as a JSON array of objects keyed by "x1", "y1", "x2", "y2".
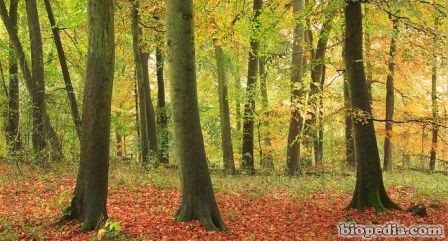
[{"x1": 0, "y1": 161, "x2": 447, "y2": 241}]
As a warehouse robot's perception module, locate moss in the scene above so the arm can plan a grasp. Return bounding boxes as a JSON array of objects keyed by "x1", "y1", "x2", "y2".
[
  {"x1": 61, "y1": 207, "x2": 72, "y2": 220},
  {"x1": 367, "y1": 185, "x2": 387, "y2": 214},
  {"x1": 81, "y1": 221, "x2": 94, "y2": 232},
  {"x1": 176, "y1": 215, "x2": 188, "y2": 222}
]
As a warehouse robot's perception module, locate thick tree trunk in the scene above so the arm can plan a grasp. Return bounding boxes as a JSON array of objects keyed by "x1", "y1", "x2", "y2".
[
  {"x1": 214, "y1": 44, "x2": 236, "y2": 175},
  {"x1": 286, "y1": 0, "x2": 305, "y2": 177},
  {"x1": 364, "y1": 32, "x2": 373, "y2": 105},
  {"x1": 68, "y1": 0, "x2": 114, "y2": 230},
  {"x1": 156, "y1": 46, "x2": 169, "y2": 164},
  {"x1": 241, "y1": 0, "x2": 263, "y2": 175},
  {"x1": 383, "y1": 16, "x2": 399, "y2": 172},
  {"x1": 6, "y1": 0, "x2": 21, "y2": 156},
  {"x1": 167, "y1": 0, "x2": 226, "y2": 231},
  {"x1": 25, "y1": 0, "x2": 47, "y2": 161},
  {"x1": 259, "y1": 57, "x2": 274, "y2": 171},
  {"x1": 344, "y1": 0, "x2": 399, "y2": 212},
  {"x1": 429, "y1": 59, "x2": 438, "y2": 172},
  {"x1": 44, "y1": 0, "x2": 82, "y2": 141}
]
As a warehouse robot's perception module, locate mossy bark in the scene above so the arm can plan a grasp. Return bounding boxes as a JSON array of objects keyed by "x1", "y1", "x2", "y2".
[{"x1": 167, "y1": 0, "x2": 226, "y2": 231}]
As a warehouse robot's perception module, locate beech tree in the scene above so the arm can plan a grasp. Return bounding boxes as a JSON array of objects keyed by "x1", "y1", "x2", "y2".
[
  {"x1": 167, "y1": 0, "x2": 226, "y2": 230},
  {"x1": 66, "y1": 0, "x2": 115, "y2": 230},
  {"x1": 241, "y1": 0, "x2": 263, "y2": 175},
  {"x1": 286, "y1": 0, "x2": 305, "y2": 177},
  {"x1": 344, "y1": 0, "x2": 399, "y2": 212}
]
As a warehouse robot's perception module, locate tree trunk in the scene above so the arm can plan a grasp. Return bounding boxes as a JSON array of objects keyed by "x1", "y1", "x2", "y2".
[
  {"x1": 241, "y1": 0, "x2": 263, "y2": 175},
  {"x1": 141, "y1": 52, "x2": 159, "y2": 161},
  {"x1": 383, "y1": 16, "x2": 399, "y2": 172},
  {"x1": 344, "y1": 73, "x2": 355, "y2": 168},
  {"x1": 214, "y1": 44, "x2": 236, "y2": 175},
  {"x1": 6, "y1": 0, "x2": 21, "y2": 156},
  {"x1": 44, "y1": 0, "x2": 82, "y2": 141},
  {"x1": 67, "y1": 0, "x2": 114, "y2": 230},
  {"x1": 167, "y1": 0, "x2": 226, "y2": 231},
  {"x1": 429, "y1": 59, "x2": 438, "y2": 172},
  {"x1": 131, "y1": 0, "x2": 150, "y2": 167},
  {"x1": 259, "y1": 57, "x2": 275, "y2": 171},
  {"x1": 308, "y1": 17, "x2": 332, "y2": 166},
  {"x1": 116, "y1": 131, "x2": 123, "y2": 158},
  {"x1": 156, "y1": 46, "x2": 169, "y2": 164},
  {"x1": 344, "y1": 0, "x2": 399, "y2": 212},
  {"x1": 25, "y1": 0, "x2": 47, "y2": 161},
  {"x1": 286, "y1": 0, "x2": 305, "y2": 177}
]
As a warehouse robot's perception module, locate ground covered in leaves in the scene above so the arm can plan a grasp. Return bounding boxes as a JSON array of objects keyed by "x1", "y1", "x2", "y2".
[{"x1": 0, "y1": 163, "x2": 447, "y2": 240}]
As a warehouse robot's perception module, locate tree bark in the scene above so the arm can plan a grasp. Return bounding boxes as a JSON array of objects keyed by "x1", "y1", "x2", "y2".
[
  {"x1": 6, "y1": 0, "x2": 21, "y2": 156},
  {"x1": 25, "y1": 0, "x2": 47, "y2": 161},
  {"x1": 241, "y1": 0, "x2": 263, "y2": 175},
  {"x1": 307, "y1": 17, "x2": 332, "y2": 166},
  {"x1": 131, "y1": 0, "x2": 151, "y2": 167},
  {"x1": 383, "y1": 16, "x2": 399, "y2": 172},
  {"x1": 167, "y1": 0, "x2": 226, "y2": 231},
  {"x1": 214, "y1": 44, "x2": 236, "y2": 175},
  {"x1": 344, "y1": 74, "x2": 355, "y2": 168},
  {"x1": 156, "y1": 46, "x2": 169, "y2": 164},
  {"x1": 344, "y1": 0, "x2": 399, "y2": 212},
  {"x1": 44, "y1": 0, "x2": 82, "y2": 141},
  {"x1": 141, "y1": 52, "x2": 159, "y2": 162},
  {"x1": 259, "y1": 57, "x2": 275, "y2": 171},
  {"x1": 286, "y1": 0, "x2": 305, "y2": 177},
  {"x1": 67, "y1": 0, "x2": 114, "y2": 230},
  {"x1": 429, "y1": 59, "x2": 438, "y2": 172}
]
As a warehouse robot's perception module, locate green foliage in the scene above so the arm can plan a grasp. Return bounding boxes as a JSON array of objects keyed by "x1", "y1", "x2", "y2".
[{"x1": 94, "y1": 220, "x2": 126, "y2": 240}]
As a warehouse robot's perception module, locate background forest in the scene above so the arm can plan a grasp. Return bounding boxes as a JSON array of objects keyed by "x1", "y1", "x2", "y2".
[{"x1": 0, "y1": 0, "x2": 447, "y2": 240}]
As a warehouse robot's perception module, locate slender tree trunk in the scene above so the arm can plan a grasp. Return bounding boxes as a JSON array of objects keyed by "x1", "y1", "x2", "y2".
[
  {"x1": 116, "y1": 131, "x2": 123, "y2": 158},
  {"x1": 344, "y1": 0, "x2": 399, "y2": 212},
  {"x1": 67, "y1": 0, "x2": 114, "y2": 230},
  {"x1": 141, "y1": 52, "x2": 159, "y2": 161},
  {"x1": 234, "y1": 67, "x2": 242, "y2": 132},
  {"x1": 167, "y1": 0, "x2": 226, "y2": 231},
  {"x1": 308, "y1": 18, "x2": 332, "y2": 166},
  {"x1": 241, "y1": 0, "x2": 263, "y2": 175},
  {"x1": 383, "y1": 16, "x2": 399, "y2": 172},
  {"x1": 44, "y1": 0, "x2": 82, "y2": 141},
  {"x1": 259, "y1": 57, "x2": 274, "y2": 171},
  {"x1": 134, "y1": 70, "x2": 140, "y2": 162},
  {"x1": 25, "y1": 0, "x2": 47, "y2": 161},
  {"x1": 214, "y1": 44, "x2": 236, "y2": 175},
  {"x1": 6, "y1": 0, "x2": 21, "y2": 156},
  {"x1": 286, "y1": 0, "x2": 305, "y2": 176},
  {"x1": 131, "y1": 0, "x2": 150, "y2": 167},
  {"x1": 156, "y1": 46, "x2": 169, "y2": 164},
  {"x1": 429, "y1": 59, "x2": 438, "y2": 172}
]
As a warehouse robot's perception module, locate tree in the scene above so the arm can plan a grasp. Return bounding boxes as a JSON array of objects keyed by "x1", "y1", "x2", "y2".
[
  {"x1": 0, "y1": 0, "x2": 63, "y2": 161},
  {"x1": 429, "y1": 57, "x2": 438, "y2": 172},
  {"x1": 44, "y1": 0, "x2": 82, "y2": 142},
  {"x1": 383, "y1": 15, "x2": 399, "y2": 172},
  {"x1": 66, "y1": 0, "x2": 115, "y2": 230},
  {"x1": 131, "y1": 0, "x2": 158, "y2": 168},
  {"x1": 286, "y1": 0, "x2": 305, "y2": 177},
  {"x1": 167, "y1": 0, "x2": 226, "y2": 231},
  {"x1": 25, "y1": 0, "x2": 48, "y2": 160},
  {"x1": 5, "y1": 0, "x2": 20, "y2": 156},
  {"x1": 344, "y1": 77, "x2": 355, "y2": 168},
  {"x1": 156, "y1": 46, "x2": 169, "y2": 164},
  {"x1": 344, "y1": 0, "x2": 399, "y2": 212},
  {"x1": 241, "y1": 0, "x2": 263, "y2": 175},
  {"x1": 214, "y1": 43, "x2": 236, "y2": 175},
  {"x1": 259, "y1": 57, "x2": 275, "y2": 171}
]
